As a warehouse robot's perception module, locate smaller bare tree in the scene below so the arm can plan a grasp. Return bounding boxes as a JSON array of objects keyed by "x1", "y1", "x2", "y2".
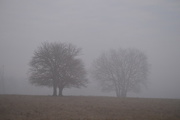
[{"x1": 91, "y1": 48, "x2": 149, "y2": 97}]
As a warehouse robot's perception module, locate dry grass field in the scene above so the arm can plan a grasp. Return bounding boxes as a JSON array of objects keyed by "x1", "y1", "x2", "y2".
[{"x1": 0, "y1": 95, "x2": 180, "y2": 120}]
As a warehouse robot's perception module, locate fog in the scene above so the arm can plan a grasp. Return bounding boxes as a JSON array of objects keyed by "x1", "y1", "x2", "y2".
[{"x1": 0, "y1": 0, "x2": 180, "y2": 98}]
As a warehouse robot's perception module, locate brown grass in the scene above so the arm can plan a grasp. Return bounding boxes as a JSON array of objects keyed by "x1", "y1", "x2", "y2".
[{"x1": 0, "y1": 95, "x2": 180, "y2": 120}]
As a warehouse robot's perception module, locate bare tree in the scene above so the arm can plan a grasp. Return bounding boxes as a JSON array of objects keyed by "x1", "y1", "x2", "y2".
[
  {"x1": 28, "y1": 42, "x2": 88, "y2": 96},
  {"x1": 91, "y1": 48, "x2": 149, "y2": 97}
]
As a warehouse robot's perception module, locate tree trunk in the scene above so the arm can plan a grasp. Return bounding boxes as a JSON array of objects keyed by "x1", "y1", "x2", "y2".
[
  {"x1": 115, "y1": 89, "x2": 121, "y2": 97},
  {"x1": 121, "y1": 89, "x2": 127, "y2": 98},
  {"x1": 115, "y1": 84, "x2": 121, "y2": 97},
  {"x1": 122, "y1": 92, "x2": 127, "y2": 97},
  {"x1": 58, "y1": 87, "x2": 63, "y2": 96},
  {"x1": 53, "y1": 85, "x2": 57, "y2": 96}
]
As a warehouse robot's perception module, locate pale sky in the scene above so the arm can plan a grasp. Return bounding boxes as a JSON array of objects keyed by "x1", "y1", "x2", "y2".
[{"x1": 0, "y1": 0, "x2": 180, "y2": 98}]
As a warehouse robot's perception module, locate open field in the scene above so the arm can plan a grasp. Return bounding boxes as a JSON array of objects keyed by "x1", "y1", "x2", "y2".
[{"x1": 0, "y1": 95, "x2": 180, "y2": 120}]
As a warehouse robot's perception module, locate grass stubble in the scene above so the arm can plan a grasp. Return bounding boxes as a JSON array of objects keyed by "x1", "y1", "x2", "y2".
[{"x1": 0, "y1": 95, "x2": 180, "y2": 120}]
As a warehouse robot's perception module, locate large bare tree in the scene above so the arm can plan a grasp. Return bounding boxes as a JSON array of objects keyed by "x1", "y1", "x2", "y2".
[
  {"x1": 29, "y1": 42, "x2": 88, "y2": 96},
  {"x1": 91, "y1": 48, "x2": 149, "y2": 97}
]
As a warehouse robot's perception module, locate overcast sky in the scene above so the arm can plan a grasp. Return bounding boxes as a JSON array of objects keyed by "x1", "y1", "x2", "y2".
[{"x1": 0, "y1": 0, "x2": 180, "y2": 98}]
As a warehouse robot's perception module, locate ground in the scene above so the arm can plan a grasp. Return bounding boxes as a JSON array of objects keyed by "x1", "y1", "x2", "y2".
[{"x1": 0, "y1": 95, "x2": 180, "y2": 120}]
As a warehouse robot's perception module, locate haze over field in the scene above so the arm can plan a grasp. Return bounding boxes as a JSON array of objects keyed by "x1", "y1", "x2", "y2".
[{"x1": 0, "y1": 0, "x2": 180, "y2": 98}]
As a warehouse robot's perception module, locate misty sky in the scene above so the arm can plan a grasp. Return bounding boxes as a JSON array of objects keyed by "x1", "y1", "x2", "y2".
[{"x1": 0, "y1": 0, "x2": 180, "y2": 98}]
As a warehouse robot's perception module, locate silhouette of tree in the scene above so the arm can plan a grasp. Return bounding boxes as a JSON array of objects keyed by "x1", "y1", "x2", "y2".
[
  {"x1": 29, "y1": 42, "x2": 88, "y2": 96},
  {"x1": 91, "y1": 48, "x2": 149, "y2": 97}
]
